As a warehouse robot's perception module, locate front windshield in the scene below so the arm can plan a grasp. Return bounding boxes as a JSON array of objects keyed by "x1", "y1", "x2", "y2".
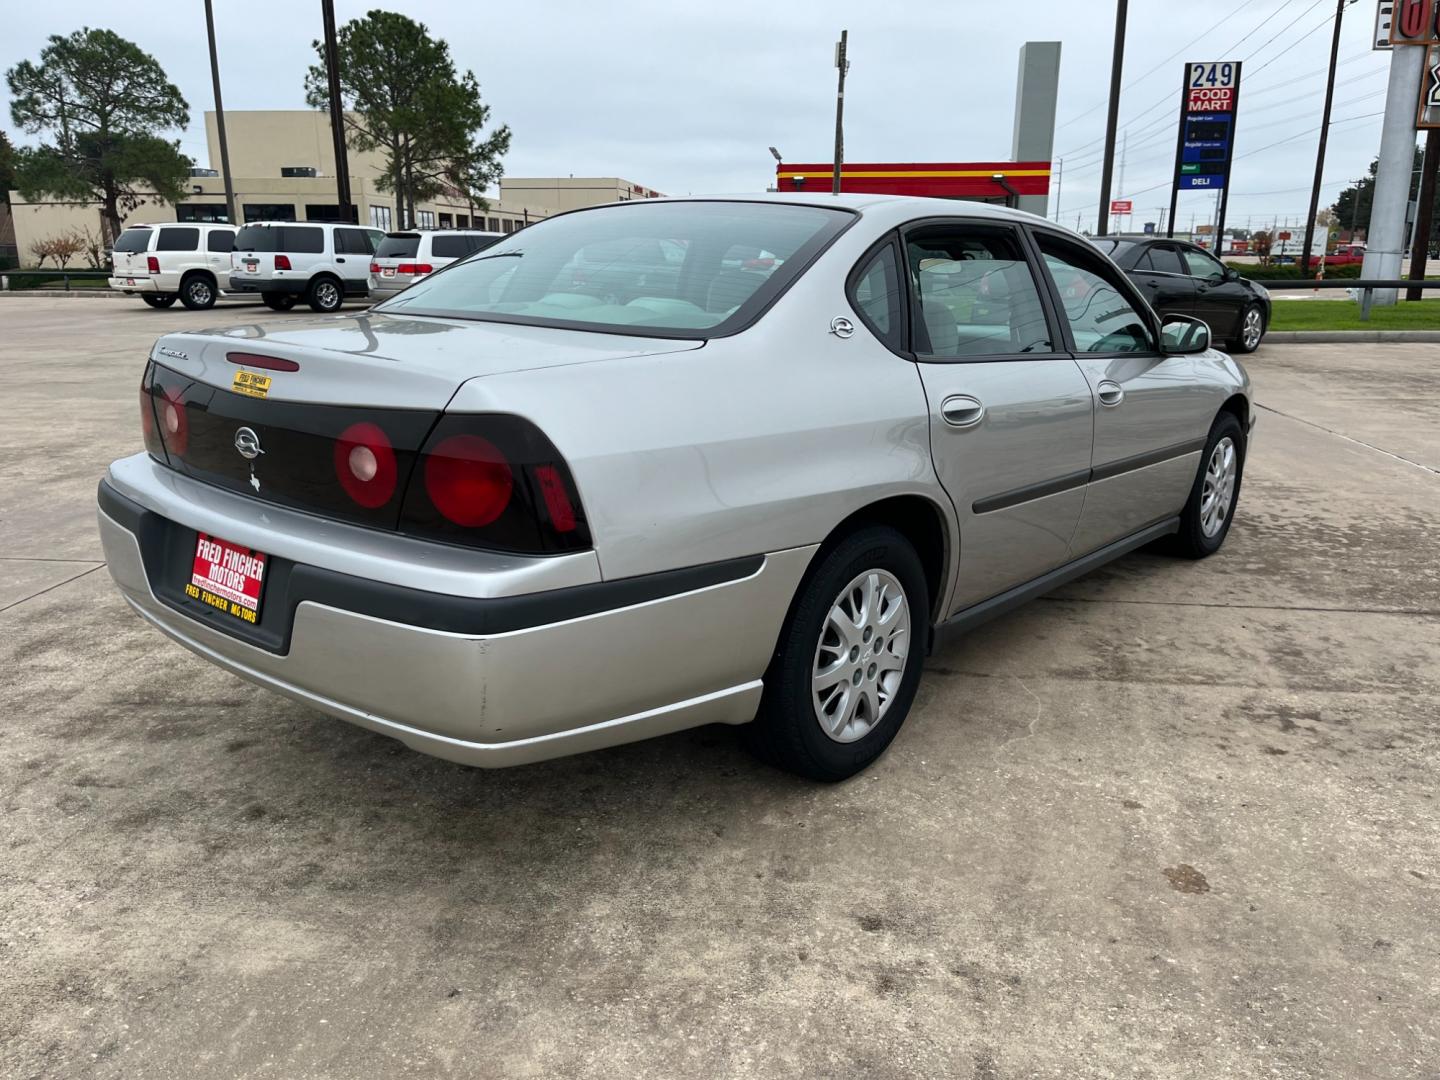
[{"x1": 376, "y1": 201, "x2": 853, "y2": 336}]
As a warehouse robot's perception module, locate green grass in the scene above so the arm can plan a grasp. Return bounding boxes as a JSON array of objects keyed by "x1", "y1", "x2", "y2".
[{"x1": 1268, "y1": 297, "x2": 1440, "y2": 331}]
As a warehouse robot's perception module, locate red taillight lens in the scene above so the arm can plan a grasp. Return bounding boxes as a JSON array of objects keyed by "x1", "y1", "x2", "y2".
[
  {"x1": 533, "y1": 465, "x2": 578, "y2": 533},
  {"x1": 333, "y1": 422, "x2": 398, "y2": 509},
  {"x1": 369, "y1": 262, "x2": 380, "y2": 273},
  {"x1": 397, "y1": 263, "x2": 433, "y2": 275},
  {"x1": 424, "y1": 435, "x2": 513, "y2": 527},
  {"x1": 147, "y1": 256, "x2": 160, "y2": 274},
  {"x1": 274, "y1": 254, "x2": 292, "y2": 271},
  {"x1": 139, "y1": 374, "x2": 165, "y2": 459},
  {"x1": 159, "y1": 386, "x2": 188, "y2": 456}
]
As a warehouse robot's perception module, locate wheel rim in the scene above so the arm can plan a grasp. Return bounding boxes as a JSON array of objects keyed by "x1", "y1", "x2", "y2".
[
  {"x1": 317, "y1": 282, "x2": 339, "y2": 308},
  {"x1": 1243, "y1": 308, "x2": 1262, "y2": 349},
  {"x1": 1200, "y1": 436, "x2": 1238, "y2": 538},
  {"x1": 812, "y1": 569, "x2": 912, "y2": 744},
  {"x1": 188, "y1": 281, "x2": 212, "y2": 305}
]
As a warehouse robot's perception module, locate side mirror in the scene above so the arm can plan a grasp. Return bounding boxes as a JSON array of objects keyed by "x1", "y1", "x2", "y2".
[
  {"x1": 1224, "y1": 267, "x2": 1241, "y2": 282},
  {"x1": 1160, "y1": 315, "x2": 1210, "y2": 355}
]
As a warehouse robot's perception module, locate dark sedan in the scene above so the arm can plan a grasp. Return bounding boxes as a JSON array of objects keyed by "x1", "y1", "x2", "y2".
[{"x1": 1092, "y1": 237, "x2": 1270, "y2": 353}]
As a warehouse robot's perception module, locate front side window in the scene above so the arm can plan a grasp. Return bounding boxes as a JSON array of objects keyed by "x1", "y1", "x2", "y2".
[
  {"x1": 113, "y1": 229, "x2": 152, "y2": 254},
  {"x1": 378, "y1": 200, "x2": 853, "y2": 337},
  {"x1": 1036, "y1": 233, "x2": 1155, "y2": 354},
  {"x1": 849, "y1": 241, "x2": 902, "y2": 349},
  {"x1": 906, "y1": 225, "x2": 1052, "y2": 358},
  {"x1": 1181, "y1": 247, "x2": 1226, "y2": 282},
  {"x1": 156, "y1": 227, "x2": 200, "y2": 252}
]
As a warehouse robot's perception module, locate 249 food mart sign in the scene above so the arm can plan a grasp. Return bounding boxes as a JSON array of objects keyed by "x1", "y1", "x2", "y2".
[{"x1": 1173, "y1": 61, "x2": 1241, "y2": 191}]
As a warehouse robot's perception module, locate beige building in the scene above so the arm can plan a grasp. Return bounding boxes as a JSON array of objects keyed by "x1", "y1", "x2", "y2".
[{"x1": 7, "y1": 111, "x2": 662, "y2": 267}]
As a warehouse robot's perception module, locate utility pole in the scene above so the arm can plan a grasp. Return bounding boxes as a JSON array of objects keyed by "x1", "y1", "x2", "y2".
[
  {"x1": 1053, "y1": 157, "x2": 1063, "y2": 222},
  {"x1": 1115, "y1": 130, "x2": 1127, "y2": 233},
  {"x1": 321, "y1": 0, "x2": 353, "y2": 223},
  {"x1": 203, "y1": 0, "x2": 237, "y2": 225},
  {"x1": 1096, "y1": 0, "x2": 1129, "y2": 236},
  {"x1": 1362, "y1": 40, "x2": 1425, "y2": 304},
  {"x1": 1407, "y1": 127, "x2": 1440, "y2": 300},
  {"x1": 832, "y1": 30, "x2": 849, "y2": 196},
  {"x1": 1300, "y1": 0, "x2": 1347, "y2": 275}
]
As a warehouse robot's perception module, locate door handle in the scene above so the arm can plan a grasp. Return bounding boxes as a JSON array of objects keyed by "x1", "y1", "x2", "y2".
[
  {"x1": 335, "y1": 257, "x2": 346, "y2": 263},
  {"x1": 941, "y1": 395, "x2": 985, "y2": 428},
  {"x1": 1096, "y1": 381, "x2": 1124, "y2": 408}
]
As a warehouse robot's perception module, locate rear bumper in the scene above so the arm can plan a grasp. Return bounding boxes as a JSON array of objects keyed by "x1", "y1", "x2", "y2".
[
  {"x1": 109, "y1": 276, "x2": 159, "y2": 293},
  {"x1": 96, "y1": 470, "x2": 814, "y2": 767}
]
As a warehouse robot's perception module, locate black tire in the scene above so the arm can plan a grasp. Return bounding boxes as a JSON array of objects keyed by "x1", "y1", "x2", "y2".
[
  {"x1": 261, "y1": 291, "x2": 298, "y2": 311},
  {"x1": 744, "y1": 525, "x2": 928, "y2": 782},
  {"x1": 306, "y1": 275, "x2": 344, "y2": 313},
  {"x1": 1227, "y1": 303, "x2": 1265, "y2": 353},
  {"x1": 179, "y1": 273, "x2": 218, "y2": 310},
  {"x1": 140, "y1": 294, "x2": 176, "y2": 309},
  {"x1": 1168, "y1": 411, "x2": 1245, "y2": 559}
]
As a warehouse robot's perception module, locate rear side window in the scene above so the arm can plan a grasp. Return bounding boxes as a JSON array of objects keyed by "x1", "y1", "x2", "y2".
[
  {"x1": 207, "y1": 231, "x2": 234, "y2": 253},
  {"x1": 1142, "y1": 245, "x2": 1185, "y2": 275},
  {"x1": 284, "y1": 227, "x2": 325, "y2": 254},
  {"x1": 156, "y1": 227, "x2": 200, "y2": 252},
  {"x1": 335, "y1": 228, "x2": 374, "y2": 255},
  {"x1": 431, "y1": 235, "x2": 471, "y2": 259},
  {"x1": 375, "y1": 234, "x2": 421, "y2": 259},
  {"x1": 1036, "y1": 233, "x2": 1155, "y2": 354},
  {"x1": 113, "y1": 229, "x2": 152, "y2": 253},
  {"x1": 905, "y1": 224, "x2": 1052, "y2": 358},
  {"x1": 849, "y1": 242, "x2": 903, "y2": 350}
]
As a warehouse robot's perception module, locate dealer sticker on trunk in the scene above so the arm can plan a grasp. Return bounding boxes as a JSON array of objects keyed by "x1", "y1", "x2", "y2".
[
  {"x1": 187, "y1": 533, "x2": 267, "y2": 625},
  {"x1": 232, "y1": 370, "x2": 271, "y2": 398}
]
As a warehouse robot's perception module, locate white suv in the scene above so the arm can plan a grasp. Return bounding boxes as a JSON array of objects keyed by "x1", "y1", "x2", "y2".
[
  {"x1": 368, "y1": 229, "x2": 504, "y2": 301},
  {"x1": 228, "y1": 221, "x2": 385, "y2": 312},
  {"x1": 109, "y1": 223, "x2": 238, "y2": 310}
]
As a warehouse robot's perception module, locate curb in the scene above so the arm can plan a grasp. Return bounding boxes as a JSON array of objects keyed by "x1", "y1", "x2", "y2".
[
  {"x1": 1265, "y1": 330, "x2": 1440, "y2": 344},
  {"x1": 0, "y1": 288, "x2": 128, "y2": 298}
]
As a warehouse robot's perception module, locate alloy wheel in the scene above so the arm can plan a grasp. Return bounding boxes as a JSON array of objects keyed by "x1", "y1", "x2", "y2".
[
  {"x1": 1243, "y1": 308, "x2": 1263, "y2": 349},
  {"x1": 812, "y1": 569, "x2": 911, "y2": 744},
  {"x1": 1200, "y1": 436, "x2": 1237, "y2": 537},
  {"x1": 316, "y1": 281, "x2": 340, "y2": 309}
]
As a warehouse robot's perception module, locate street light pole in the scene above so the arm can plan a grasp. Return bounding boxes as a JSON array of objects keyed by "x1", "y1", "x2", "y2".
[
  {"x1": 1096, "y1": 0, "x2": 1129, "y2": 236},
  {"x1": 321, "y1": 0, "x2": 353, "y2": 224},
  {"x1": 1300, "y1": 0, "x2": 1347, "y2": 276},
  {"x1": 203, "y1": 0, "x2": 236, "y2": 225},
  {"x1": 832, "y1": 30, "x2": 849, "y2": 196}
]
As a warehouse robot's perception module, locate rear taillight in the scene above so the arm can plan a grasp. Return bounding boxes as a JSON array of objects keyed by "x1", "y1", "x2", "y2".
[
  {"x1": 159, "y1": 385, "x2": 189, "y2": 456},
  {"x1": 147, "y1": 256, "x2": 160, "y2": 274},
  {"x1": 399, "y1": 415, "x2": 590, "y2": 554},
  {"x1": 274, "y1": 254, "x2": 292, "y2": 271},
  {"x1": 333, "y1": 422, "x2": 398, "y2": 509},
  {"x1": 397, "y1": 263, "x2": 433, "y2": 275},
  {"x1": 369, "y1": 262, "x2": 380, "y2": 273},
  {"x1": 423, "y1": 435, "x2": 513, "y2": 527},
  {"x1": 140, "y1": 366, "x2": 165, "y2": 458}
]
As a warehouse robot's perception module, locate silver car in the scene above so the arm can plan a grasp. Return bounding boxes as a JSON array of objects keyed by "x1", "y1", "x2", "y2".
[{"x1": 98, "y1": 195, "x2": 1252, "y2": 781}]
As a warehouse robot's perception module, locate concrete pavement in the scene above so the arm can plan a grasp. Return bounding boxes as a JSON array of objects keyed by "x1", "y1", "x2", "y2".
[{"x1": 1, "y1": 299, "x2": 1436, "y2": 1079}]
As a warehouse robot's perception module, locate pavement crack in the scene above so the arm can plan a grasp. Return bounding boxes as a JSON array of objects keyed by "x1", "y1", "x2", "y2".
[
  {"x1": 1255, "y1": 402, "x2": 1440, "y2": 476},
  {"x1": 0, "y1": 564, "x2": 107, "y2": 613},
  {"x1": 995, "y1": 677, "x2": 1046, "y2": 759}
]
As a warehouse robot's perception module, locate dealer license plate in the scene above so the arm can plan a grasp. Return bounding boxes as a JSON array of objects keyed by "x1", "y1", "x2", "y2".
[
  {"x1": 186, "y1": 532, "x2": 267, "y2": 625},
  {"x1": 125, "y1": 278, "x2": 137, "y2": 286},
  {"x1": 244, "y1": 259, "x2": 258, "y2": 272},
  {"x1": 381, "y1": 268, "x2": 395, "y2": 277}
]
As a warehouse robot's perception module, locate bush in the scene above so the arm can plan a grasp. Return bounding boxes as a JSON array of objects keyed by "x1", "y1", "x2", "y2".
[{"x1": 1228, "y1": 261, "x2": 1364, "y2": 281}]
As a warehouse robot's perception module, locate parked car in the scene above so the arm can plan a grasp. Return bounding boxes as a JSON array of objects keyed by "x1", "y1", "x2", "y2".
[
  {"x1": 1323, "y1": 243, "x2": 1367, "y2": 267},
  {"x1": 368, "y1": 229, "x2": 503, "y2": 301},
  {"x1": 228, "y1": 221, "x2": 385, "y2": 312},
  {"x1": 99, "y1": 195, "x2": 1252, "y2": 781},
  {"x1": 109, "y1": 222, "x2": 238, "y2": 310},
  {"x1": 1092, "y1": 236, "x2": 1271, "y2": 353}
]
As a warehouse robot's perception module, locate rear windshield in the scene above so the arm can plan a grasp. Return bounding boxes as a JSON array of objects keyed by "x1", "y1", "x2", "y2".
[
  {"x1": 113, "y1": 229, "x2": 152, "y2": 253},
  {"x1": 376, "y1": 233, "x2": 421, "y2": 259},
  {"x1": 1090, "y1": 238, "x2": 1138, "y2": 259},
  {"x1": 376, "y1": 201, "x2": 854, "y2": 337},
  {"x1": 234, "y1": 225, "x2": 325, "y2": 254}
]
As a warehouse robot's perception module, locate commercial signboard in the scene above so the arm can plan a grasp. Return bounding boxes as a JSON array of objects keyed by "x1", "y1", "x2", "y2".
[
  {"x1": 1420, "y1": 42, "x2": 1440, "y2": 127},
  {"x1": 1389, "y1": 0, "x2": 1440, "y2": 43},
  {"x1": 1376, "y1": 1, "x2": 1395, "y2": 49},
  {"x1": 1110, "y1": 199, "x2": 1133, "y2": 214},
  {"x1": 1172, "y1": 61, "x2": 1242, "y2": 192}
]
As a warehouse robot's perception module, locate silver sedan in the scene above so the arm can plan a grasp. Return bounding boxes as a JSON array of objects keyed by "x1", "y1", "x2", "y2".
[{"x1": 98, "y1": 194, "x2": 1252, "y2": 780}]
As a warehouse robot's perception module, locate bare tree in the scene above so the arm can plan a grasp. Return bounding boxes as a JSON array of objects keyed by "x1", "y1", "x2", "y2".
[{"x1": 27, "y1": 235, "x2": 52, "y2": 268}]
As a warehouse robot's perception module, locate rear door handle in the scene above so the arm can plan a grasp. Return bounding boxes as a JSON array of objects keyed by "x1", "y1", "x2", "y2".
[
  {"x1": 335, "y1": 257, "x2": 346, "y2": 263},
  {"x1": 941, "y1": 395, "x2": 985, "y2": 427},
  {"x1": 1096, "y1": 381, "x2": 1124, "y2": 407}
]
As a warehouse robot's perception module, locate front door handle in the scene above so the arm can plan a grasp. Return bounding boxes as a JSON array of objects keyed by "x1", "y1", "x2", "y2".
[
  {"x1": 941, "y1": 395, "x2": 985, "y2": 428},
  {"x1": 1096, "y1": 381, "x2": 1124, "y2": 407}
]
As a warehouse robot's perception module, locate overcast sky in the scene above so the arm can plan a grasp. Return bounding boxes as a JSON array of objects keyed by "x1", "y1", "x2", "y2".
[{"x1": 1, "y1": 0, "x2": 1401, "y2": 233}]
